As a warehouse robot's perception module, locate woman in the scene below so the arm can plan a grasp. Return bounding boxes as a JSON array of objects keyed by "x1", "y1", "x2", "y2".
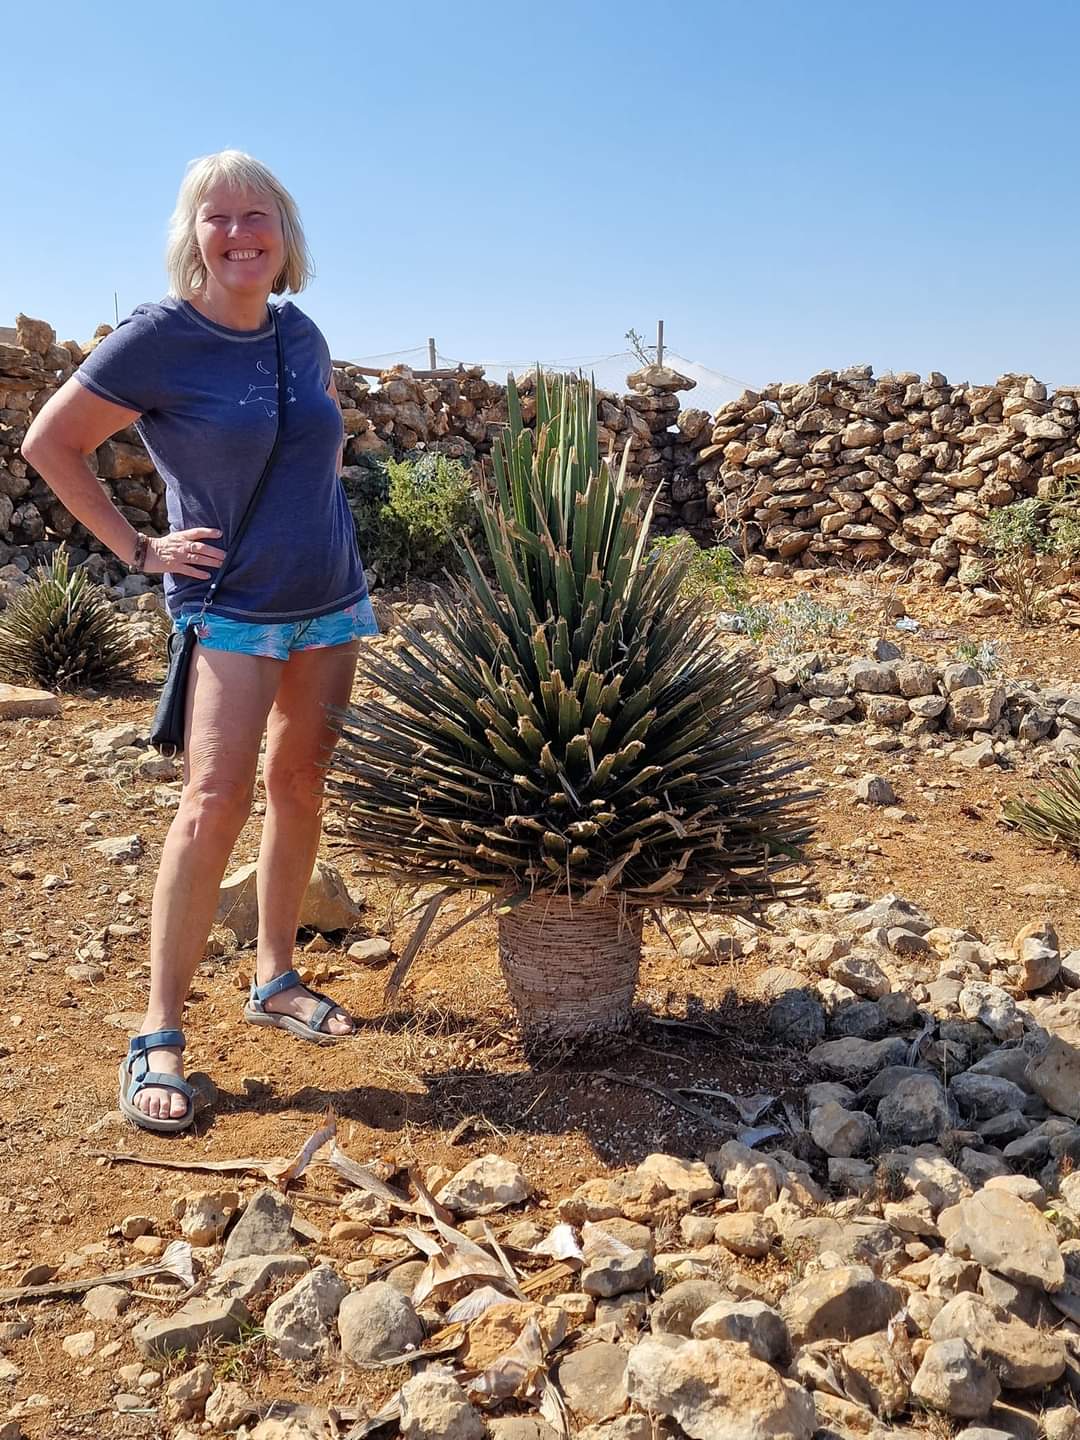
[{"x1": 22, "y1": 150, "x2": 375, "y2": 1133}]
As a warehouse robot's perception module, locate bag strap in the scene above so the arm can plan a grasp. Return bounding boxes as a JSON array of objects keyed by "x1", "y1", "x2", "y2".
[{"x1": 197, "y1": 307, "x2": 286, "y2": 620}]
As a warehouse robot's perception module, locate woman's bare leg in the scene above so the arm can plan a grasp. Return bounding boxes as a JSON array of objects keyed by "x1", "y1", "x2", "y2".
[
  {"x1": 253, "y1": 639, "x2": 360, "y2": 1032},
  {"x1": 135, "y1": 644, "x2": 282, "y2": 1120}
]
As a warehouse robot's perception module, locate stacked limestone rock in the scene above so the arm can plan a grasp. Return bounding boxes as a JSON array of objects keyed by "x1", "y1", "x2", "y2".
[
  {"x1": 334, "y1": 363, "x2": 508, "y2": 466},
  {"x1": 1, "y1": 315, "x2": 80, "y2": 551},
  {"x1": 753, "y1": 640, "x2": 1080, "y2": 765},
  {"x1": 597, "y1": 364, "x2": 697, "y2": 510},
  {"x1": 694, "y1": 365, "x2": 1080, "y2": 582},
  {"x1": 0, "y1": 315, "x2": 168, "y2": 567}
]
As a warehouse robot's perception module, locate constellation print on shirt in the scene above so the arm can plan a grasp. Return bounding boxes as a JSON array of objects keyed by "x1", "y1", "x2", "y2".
[{"x1": 238, "y1": 358, "x2": 298, "y2": 416}]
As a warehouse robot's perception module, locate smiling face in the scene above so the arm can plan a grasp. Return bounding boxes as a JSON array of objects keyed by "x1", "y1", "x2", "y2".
[{"x1": 194, "y1": 181, "x2": 286, "y2": 301}]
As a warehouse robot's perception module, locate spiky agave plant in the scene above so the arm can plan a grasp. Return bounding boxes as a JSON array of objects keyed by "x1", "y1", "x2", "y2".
[
  {"x1": 1004, "y1": 763, "x2": 1080, "y2": 853},
  {"x1": 327, "y1": 371, "x2": 814, "y2": 1033},
  {"x1": 0, "y1": 548, "x2": 136, "y2": 691}
]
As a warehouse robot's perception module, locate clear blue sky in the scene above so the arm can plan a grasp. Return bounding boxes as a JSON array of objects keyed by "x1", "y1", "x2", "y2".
[{"x1": 6, "y1": 0, "x2": 1080, "y2": 392}]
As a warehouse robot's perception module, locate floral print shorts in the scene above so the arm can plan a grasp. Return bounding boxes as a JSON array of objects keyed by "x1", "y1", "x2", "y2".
[{"x1": 175, "y1": 596, "x2": 379, "y2": 660}]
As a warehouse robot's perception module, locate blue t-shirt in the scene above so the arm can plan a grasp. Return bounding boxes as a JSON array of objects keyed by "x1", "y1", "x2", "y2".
[{"x1": 76, "y1": 296, "x2": 367, "y2": 623}]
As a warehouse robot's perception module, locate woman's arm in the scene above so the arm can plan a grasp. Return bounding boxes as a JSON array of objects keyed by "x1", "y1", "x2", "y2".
[{"x1": 22, "y1": 380, "x2": 223, "y2": 579}]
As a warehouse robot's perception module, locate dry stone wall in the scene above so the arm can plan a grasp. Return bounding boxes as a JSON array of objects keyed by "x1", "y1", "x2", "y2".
[
  {"x1": 3, "y1": 312, "x2": 1080, "y2": 591},
  {"x1": 695, "y1": 366, "x2": 1080, "y2": 584}
]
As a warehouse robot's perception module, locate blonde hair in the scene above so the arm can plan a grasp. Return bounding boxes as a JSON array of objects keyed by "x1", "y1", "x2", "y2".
[{"x1": 165, "y1": 149, "x2": 314, "y2": 299}]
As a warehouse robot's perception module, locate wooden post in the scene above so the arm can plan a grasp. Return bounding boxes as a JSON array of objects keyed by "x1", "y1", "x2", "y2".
[
  {"x1": 656, "y1": 320, "x2": 665, "y2": 368},
  {"x1": 428, "y1": 337, "x2": 437, "y2": 371}
]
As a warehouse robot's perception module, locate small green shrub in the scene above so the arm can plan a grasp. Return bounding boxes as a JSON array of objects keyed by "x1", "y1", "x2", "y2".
[
  {"x1": 342, "y1": 451, "x2": 478, "y2": 587},
  {"x1": 647, "y1": 535, "x2": 748, "y2": 607},
  {"x1": 985, "y1": 498, "x2": 1049, "y2": 556},
  {"x1": 982, "y1": 499, "x2": 1053, "y2": 625},
  {"x1": 982, "y1": 493, "x2": 1080, "y2": 625},
  {"x1": 0, "y1": 548, "x2": 136, "y2": 690},
  {"x1": 1051, "y1": 513, "x2": 1080, "y2": 560},
  {"x1": 731, "y1": 594, "x2": 850, "y2": 660},
  {"x1": 953, "y1": 638, "x2": 1004, "y2": 676}
]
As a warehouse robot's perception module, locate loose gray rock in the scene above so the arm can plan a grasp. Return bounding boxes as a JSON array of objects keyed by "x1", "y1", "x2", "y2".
[
  {"x1": 949, "y1": 1072, "x2": 1029, "y2": 1120},
  {"x1": 399, "y1": 1367, "x2": 485, "y2": 1440},
  {"x1": 1061, "y1": 952, "x2": 1080, "y2": 989},
  {"x1": 650, "y1": 1279, "x2": 729, "y2": 1337},
  {"x1": 85, "y1": 833, "x2": 142, "y2": 863},
  {"x1": 840, "y1": 1329, "x2": 912, "y2": 1417},
  {"x1": 842, "y1": 894, "x2": 932, "y2": 936},
  {"x1": 263, "y1": 1264, "x2": 348, "y2": 1362},
  {"x1": 221, "y1": 1187, "x2": 297, "y2": 1262},
  {"x1": 436, "y1": 1155, "x2": 529, "y2": 1216},
  {"x1": 848, "y1": 660, "x2": 899, "y2": 695},
  {"x1": 877, "y1": 1073, "x2": 951, "y2": 1146},
  {"x1": 902, "y1": 1150, "x2": 974, "y2": 1211},
  {"x1": 941, "y1": 663, "x2": 981, "y2": 694},
  {"x1": 853, "y1": 775, "x2": 896, "y2": 806},
  {"x1": 810, "y1": 1102, "x2": 877, "y2": 1158},
  {"x1": 946, "y1": 1188, "x2": 1064, "y2": 1291},
  {"x1": 594, "y1": 1291, "x2": 648, "y2": 1334},
  {"x1": 248, "y1": 1404, "x2": 338, "y2": 1439},
  {"x1": 929, "y1": 1292, "x2": 1066, "y2": 1389},
  {"x1": 555, "y1": 1342, "x2": 628, "y2": 1422},
  {"x1": 638, "y1": 1153, "x2": 719, "y2": 1204},
  {"x1": 207, "y1": 1253, "x2": 310, "y2": 1303},
  {"x1": 347, "y1": 938, "x2": 392, "y2": 965},
  {"x1": 829, "y1": 953, "x2": 892, "y2": 1000},
  {"x1": 895, "y1": 660, "x2": 936, "y2": 698},
  {"x1": 165, "y1": 1360, "x2": 214, "y2": 1420},
  {"x1": 205, "y1": 1381, "x2": 258, "y2": 1431},
  {"x1": 1044, "y1": 1407, "x2": 1080, "y2": 1440},
  {"x1": 781, "y1": 1265, "x2": 901, "y2": 1347},
  {"x1": 1014, "y1": 920, "x2": 1060, "y2": 992},
  {"x1": 91, "y1": 722, "x2": 143, "y2": 752},
  {"x1": 177, "y1": 1189, "x2": 240, "y2": 1246},
  {"x1": 887, "y1": 926, "x2": 932, "y2": 957},
  {"x1": 338, "y1": 1281, "x2": 423, "y2": 1364},
  {"x1": 947, "y1": 683, "x2": 1006, "y2": 735},
  {"x1": 1027, "y1": 1022, "x2": 1080, "y2": 1119},
  {"x1": 487, "y1": 1422, "x2": 561, "y2": 1440},
  {"x1": 581, "y1": 1249, "x2": 654, "y2": 1298},
  {"x1": 830, "y1": 999, "x2": 889, "y2": 1040},
  {"x1": 911, "y1": 1338, "x2": 999, "y2": 1419},
  {"x1": 808, "y1": 1036, "x2": 909, "y2": 1078},
  {"x1": 768, "y1": 989, "x2": 826, "y2": 1046},
  {"x1": 691, "y1": 1299, "x2": 790, "y2": 1364},
  {"x1": 217, "y1": 858, "x2": 363, "y2": 946},
  {"x1": 626, "y1": 1336, "x2": 816, "y2": 1440},
  {"x1": 82, "y1": 1284, "x2": 130, "y2": 1321},
  {"x1": 134, "y1": 1298, "x2": 252, "y2": 1359},
  {"x1": 713, "y1": 1213, "x2": 775, "y2": 1258},
  {"x1": 958, "y1": 983, "x2": 1023, "y2": 1041}
]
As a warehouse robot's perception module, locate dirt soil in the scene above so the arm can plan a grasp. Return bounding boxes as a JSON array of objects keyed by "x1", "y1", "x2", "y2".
[{"x1": 1, "y1": 573, "x2": 1078, "y2": 1436}]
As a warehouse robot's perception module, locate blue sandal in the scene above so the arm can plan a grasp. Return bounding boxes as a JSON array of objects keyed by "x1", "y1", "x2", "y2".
[
  {"x1": 243, "y1": 969, "x2": 355, "y2": 1046},
  {"x1": 118, "y1": 1029, "x2": 197, "y2": 1134}
]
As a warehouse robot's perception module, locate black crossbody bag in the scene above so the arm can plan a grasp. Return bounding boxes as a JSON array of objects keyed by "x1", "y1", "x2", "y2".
[{"x1": 149, "y1": 308, "x2": 286, "y2": 756}]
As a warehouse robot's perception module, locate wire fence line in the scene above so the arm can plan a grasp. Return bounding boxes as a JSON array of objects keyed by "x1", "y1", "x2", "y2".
[{"x1": 339, "y1": 340, "x2": 758, "y2": 415}]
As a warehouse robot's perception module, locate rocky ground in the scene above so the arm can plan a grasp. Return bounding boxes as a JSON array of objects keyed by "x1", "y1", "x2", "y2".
[{"x1": 5, "y1": 573, "x2": 1080, "y2": 1439}]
